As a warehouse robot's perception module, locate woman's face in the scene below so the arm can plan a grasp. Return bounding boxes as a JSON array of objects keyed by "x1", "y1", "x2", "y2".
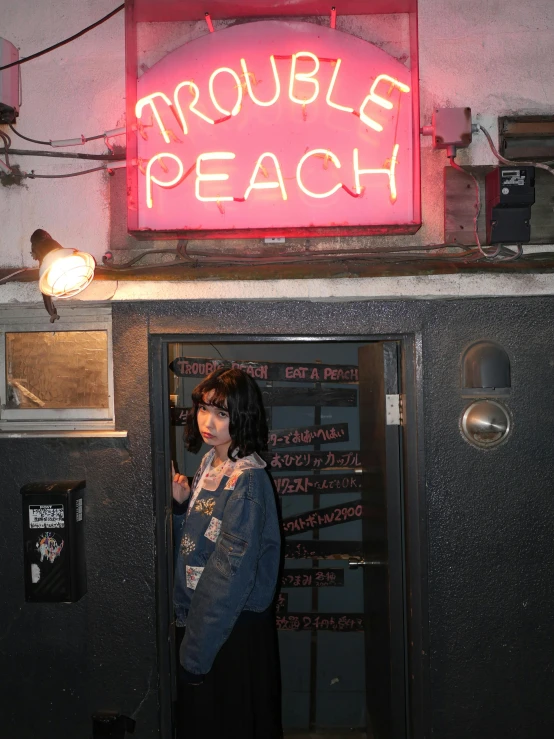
[{"x1": 197, "y1": 390, "x2": 232, "y2": 452}]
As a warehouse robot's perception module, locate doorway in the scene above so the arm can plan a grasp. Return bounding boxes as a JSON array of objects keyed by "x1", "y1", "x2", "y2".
[{"x1": 150, "y1": 335, "x2": 423, "y2": 739}]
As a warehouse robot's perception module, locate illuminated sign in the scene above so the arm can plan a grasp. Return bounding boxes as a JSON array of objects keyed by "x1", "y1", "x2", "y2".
[{"x1": 132, "y1": 20, "x2": 418, "y2": 236}]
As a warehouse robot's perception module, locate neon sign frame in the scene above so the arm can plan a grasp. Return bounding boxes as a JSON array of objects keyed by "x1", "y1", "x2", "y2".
[{"x1": 125, "y1": 2, "x2": 420, "y2": 239}]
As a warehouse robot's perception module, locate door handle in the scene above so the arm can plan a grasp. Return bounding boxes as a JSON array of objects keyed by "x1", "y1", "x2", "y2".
[{"x1": 348, "y1": 557, "x2": 387, "y2": 569}]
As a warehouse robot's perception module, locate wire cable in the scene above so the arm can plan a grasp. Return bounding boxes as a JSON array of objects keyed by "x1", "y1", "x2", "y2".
[
  {"x1": 209, "y1": 344, "x2": 227, "y2": 360},
  {"x1": 0, "y1": 144, "x2": 122, "y2": 177},
  {"x1": 0, "y1": 269, "x2": 31, "y2": 285},
  {"x1": 3, "y1": 147, "x2": 125, "y2": 161},
  {"x1": 102, "y1": 249, "x2": 189, "y2": 269},
  {"x1": 0, "y1": 132, "x2": 11, "y2": 168},
  {"x1": 477, "y1": 124, "x2": 554, "y2": 177},
  {"x1": 100, "y1": 242, "x2": 478, "y2": 270},
  {"x1": 0, "y1": 130, "x2": 12, "y2": 149},
  {"x1": 98, "y1": 246, "x2": 481, "y2": 270},
  {"x1": 25, "y1": 166, "x2": 106, "y2": 179},
  {"x1": 8, "y1": 125, "x2": 50, "y2": 146},
  {"x1": 8, "y1": 123, "x2": 125, "y2": 147},
  {"x1": 0, "y1": 130, "x2": 127, "y2": 174},
  {"x1": 0, "y1": 4, "x2": 124, "y2": 72},
  {"x1": 177, "y1": 251, "x2": 481, "y2": 266},
  {"x1": 4, "y1": 247, "x2": 552, "y2": 284},
  {"x1": 494, "y1": 244, "x2": 524, "y2": 262},
  {"x1": 103, "y1": 242, "x2": 475, "y2": 269}
]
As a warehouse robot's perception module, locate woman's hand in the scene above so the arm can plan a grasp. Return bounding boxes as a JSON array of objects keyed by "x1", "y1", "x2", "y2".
[{"x1": 172, "y1": 461, "x2": 191, "y2": 505}]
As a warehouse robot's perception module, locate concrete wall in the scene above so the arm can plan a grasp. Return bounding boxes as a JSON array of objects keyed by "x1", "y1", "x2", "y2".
[
  {"x1": 2, "y1": 296, "x2": 554, "y2": 739},
  {"x1": 0, "y1": 307, "x2": 158, "y2": 738},
  {"x1": 1, "y1": 0, "x2": 554, "y2": 300}
]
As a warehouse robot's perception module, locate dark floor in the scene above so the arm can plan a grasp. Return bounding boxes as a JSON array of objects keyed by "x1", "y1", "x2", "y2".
[{"x1": 285, "y1": 733, "x2": 366, "y2": 738}]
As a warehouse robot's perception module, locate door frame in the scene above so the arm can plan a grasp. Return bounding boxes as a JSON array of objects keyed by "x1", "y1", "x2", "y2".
[{"x1": 149, "y1": 332, "x2": 429, "y2": 739}]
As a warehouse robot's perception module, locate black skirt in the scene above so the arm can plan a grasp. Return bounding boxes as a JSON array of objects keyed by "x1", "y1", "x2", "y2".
[{"x1": 176, "y1": 607, "x2": 283, "y2": 739}]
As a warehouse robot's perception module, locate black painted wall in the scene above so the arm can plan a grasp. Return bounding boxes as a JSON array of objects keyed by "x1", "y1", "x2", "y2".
[
  {"x1": 1, "y1": 297, "x2": 553, "y2": 739},
  {"x1": 0, "y1": 309, "x2": 157, "y2": 737}
]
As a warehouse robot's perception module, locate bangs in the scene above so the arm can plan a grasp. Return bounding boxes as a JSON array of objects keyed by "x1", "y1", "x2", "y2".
[
  {"x1": 191, "y1": 374, "x2": 230, "y2": 409},
  {"x1": 185, "y1": 366, "x2": 268, "y2": 457}
]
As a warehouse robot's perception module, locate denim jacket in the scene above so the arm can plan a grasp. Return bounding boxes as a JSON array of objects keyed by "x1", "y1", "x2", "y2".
[{"x1": 173, "y1": 449, "x2": 281, "y2": 679}]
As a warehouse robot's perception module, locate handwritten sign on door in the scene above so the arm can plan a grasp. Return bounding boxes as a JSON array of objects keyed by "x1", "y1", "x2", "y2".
[
  {"x1": 269, "y1": 423, "x2": 349, "y2": 448},
  {"x1": 277, "y1": 613, "x2": 364, "y2": 632},
  {"x1": 270, "y1": 450, "x2": 360, "y2": 471},
  {"x1": 281, "y1": 568, "x2": 345, "y2": 588},
  {"x1": 282, "y1": 500, "x2": 365, "y2": 536},
  {"x1": 169, "y1": 357, "x2": 358, "y2": 383},
  {"x1": 273, "y1": 473, "x2": 363, "y2": 495}
]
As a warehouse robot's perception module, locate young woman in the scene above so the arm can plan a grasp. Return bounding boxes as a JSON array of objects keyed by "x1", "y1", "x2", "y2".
[{"x1": 172, "y1": 366, "x2": 282, "y2": 739}]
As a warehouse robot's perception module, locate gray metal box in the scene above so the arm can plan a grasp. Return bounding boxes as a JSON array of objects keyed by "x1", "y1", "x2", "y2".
[
  {"x1": 0, "y1": 37, "x2": 20, "y2": 123},
  {"x1": 432, "y1": 107, "x2": 472, "y2": 150}
]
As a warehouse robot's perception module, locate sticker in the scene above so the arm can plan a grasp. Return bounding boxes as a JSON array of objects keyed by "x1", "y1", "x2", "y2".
[
  {"x1": 29, "y1": 504, "x2": 64, "y2": 529},
  {"x1": 76, "y1": 499, "x2": 83, "y2": 523},
  {"x1": 194, "y1": 497, "x2": 216, "y2": 516},
  {"x1": 204, "y1": 517, "x2": 222, "y2": 543},
  {"x1": 31, "y1": 564, "x2": 41, "y2": 583},
  {"x1": 186, "y1": 565, "x2": 204, "y2": 590},
  {"x1": 36, "y1": 532, "x2": 64, "y2": 563},
  {"x1": 502, "y1": 170, "x2": 525, "y2": 186},
  {"x1": 224, "y1": 470, "x2": 243, "y2": 490}
]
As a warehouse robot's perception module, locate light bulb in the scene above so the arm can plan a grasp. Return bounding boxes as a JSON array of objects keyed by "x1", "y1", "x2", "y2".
[{"x1": 38, "y1": 248, "x2": 96, "y2": 298}]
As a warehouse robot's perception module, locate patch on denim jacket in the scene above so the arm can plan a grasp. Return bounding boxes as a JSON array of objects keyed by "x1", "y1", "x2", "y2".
[
  {"x1": 180, "y1": 533, "x2": 195, "y2": 556},
  {"x1": 194, "y1": 497, "x2": 216, "y2": 516},
  {"x1": 186, "y1": 565, "x2": 204, "y2": 590},
  {"x1": 224, "y1": 470, "x2": 243, "y2": 490},
  {"x1": 204, "y1": 516, "x2": 222, "y2": 542}
]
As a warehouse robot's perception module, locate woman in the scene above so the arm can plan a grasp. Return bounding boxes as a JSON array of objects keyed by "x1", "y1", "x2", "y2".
[{"x1": 172, "y1": 366, "x2": 282, "y2": 739}]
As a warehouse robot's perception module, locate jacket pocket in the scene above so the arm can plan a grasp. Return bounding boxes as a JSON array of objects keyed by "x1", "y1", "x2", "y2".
[{"x1": 214, "y1": 531, "x2": 248, "y2": 577}]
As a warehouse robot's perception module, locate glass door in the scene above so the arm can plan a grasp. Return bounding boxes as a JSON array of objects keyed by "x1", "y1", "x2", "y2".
[{"x1": 165, "y1": 340, "x2": 407, "y2": 738}]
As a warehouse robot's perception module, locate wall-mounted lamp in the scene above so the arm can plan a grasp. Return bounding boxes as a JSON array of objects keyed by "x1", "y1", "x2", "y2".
[{"x1": 30, "y1": 229, "x2": 96, "y2": 322}]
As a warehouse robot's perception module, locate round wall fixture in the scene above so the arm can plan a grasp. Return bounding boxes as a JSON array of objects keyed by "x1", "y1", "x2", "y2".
[{"x1": 461, "y1": 399, "x2": 511, "y2": 449}]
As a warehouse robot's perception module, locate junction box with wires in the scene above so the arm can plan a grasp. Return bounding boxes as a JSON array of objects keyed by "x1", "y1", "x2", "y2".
[
  {"x1": 421, "y1": 107, "x2": 473, "y2": 156},
  {"x1": 0, "y1": 37, "x2": 19, "y2": 123},
  {"x1": 485, "y1": 166, "x2": 535, "y2": 244}
]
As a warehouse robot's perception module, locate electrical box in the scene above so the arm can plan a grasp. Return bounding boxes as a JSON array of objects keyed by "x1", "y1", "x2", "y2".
[
  {"x1": 485, "y1": 166, "x2": 535, "y2": 244},
  {"x1": 0, "y1": 38, "x2": 19, "y2": 123},
  {"x1": 431, "y1": 107, "x2": 472, "y2": 150},
  {"x1": 20, "y1": 480, "x2": 87, "y2": 603}
]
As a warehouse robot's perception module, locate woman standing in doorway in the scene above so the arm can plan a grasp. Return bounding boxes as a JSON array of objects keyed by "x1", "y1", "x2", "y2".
[{"x1": 172, "y1": 367, "x2": 282, "y2": 739}]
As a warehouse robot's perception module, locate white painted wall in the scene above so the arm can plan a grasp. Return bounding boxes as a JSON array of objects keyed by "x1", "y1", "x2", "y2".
[{"x1": 1, "y1": 0, "x2": 553, "y2": 302}]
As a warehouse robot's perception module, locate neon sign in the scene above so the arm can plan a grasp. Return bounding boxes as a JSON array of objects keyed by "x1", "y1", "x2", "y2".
[{"x1": 132, "y1": 20, "x2": 418, "y2": 236}]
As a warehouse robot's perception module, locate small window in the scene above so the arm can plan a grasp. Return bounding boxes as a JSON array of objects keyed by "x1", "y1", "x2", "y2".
[{"x1": 0, "y1": 305, "x2": 114, "y2": 431}]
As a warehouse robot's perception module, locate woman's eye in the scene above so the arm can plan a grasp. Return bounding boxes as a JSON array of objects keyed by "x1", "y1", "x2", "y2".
[{"x1": 219, "y1": 411, "x2": 228, "y2": 418}]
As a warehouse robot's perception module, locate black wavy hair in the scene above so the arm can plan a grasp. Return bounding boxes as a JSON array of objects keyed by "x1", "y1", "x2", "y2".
[{"x1": 185, "y1": 367, "x2": 268, "y2": 459}]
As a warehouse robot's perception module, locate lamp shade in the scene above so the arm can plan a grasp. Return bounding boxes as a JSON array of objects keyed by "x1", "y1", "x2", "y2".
[{"x1": 38, "y1": 247, "x2": 96, "y2": 298}]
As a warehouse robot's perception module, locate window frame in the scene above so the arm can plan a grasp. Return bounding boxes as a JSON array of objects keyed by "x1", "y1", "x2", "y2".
[{"x1": 0, "y1": 304, "x2": 115, "y2": 431}]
